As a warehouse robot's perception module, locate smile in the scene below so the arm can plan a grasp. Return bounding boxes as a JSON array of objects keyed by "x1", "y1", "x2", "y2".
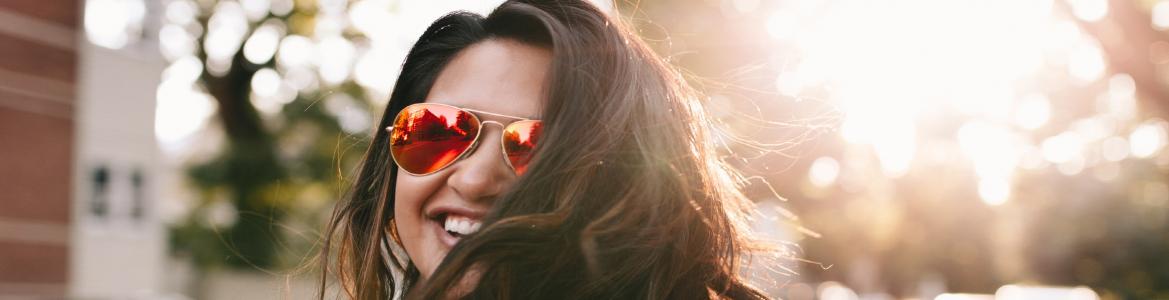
[
  {"x1": 442, "y1": 214, "x2": 482, "y2": 237},
  {"x1": 425, "y1": 207, "x2": 488, "y2": 247}
]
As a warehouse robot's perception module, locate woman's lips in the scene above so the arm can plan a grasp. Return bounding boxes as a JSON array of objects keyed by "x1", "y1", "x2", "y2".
[{"x1": 424, "y1": 205, "x2": 487, "y2": 248}]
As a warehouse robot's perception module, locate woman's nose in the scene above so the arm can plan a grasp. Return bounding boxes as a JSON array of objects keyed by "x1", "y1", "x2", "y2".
[{"x1": 446, "y1": 125, "x2": 512, "y2": 203}]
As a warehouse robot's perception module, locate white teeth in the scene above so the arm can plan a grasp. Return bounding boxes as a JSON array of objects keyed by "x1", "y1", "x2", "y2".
[{"x1": 443, "y1": 215, "x2": 482, "y2": 235}]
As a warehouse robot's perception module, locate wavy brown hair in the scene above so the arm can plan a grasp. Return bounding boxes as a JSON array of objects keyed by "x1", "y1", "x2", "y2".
[{"x1": 320, "y1": 1, "x2": 770, "y2": 299}]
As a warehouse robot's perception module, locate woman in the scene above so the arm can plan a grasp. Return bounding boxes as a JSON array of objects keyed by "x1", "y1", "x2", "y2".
[{"x1": 321, "y1": 1, "x2": 769, "y2": 298}]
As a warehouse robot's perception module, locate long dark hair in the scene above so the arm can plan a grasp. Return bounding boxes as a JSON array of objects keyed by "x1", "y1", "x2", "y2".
[{"x1": 320, "y1": 1, "x2": 769, "y2": 298}]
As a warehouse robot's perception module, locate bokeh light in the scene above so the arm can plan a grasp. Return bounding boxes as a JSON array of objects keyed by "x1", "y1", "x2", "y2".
[{"x1": 84, "y1": 0, "x2": 146, "y2": 49}]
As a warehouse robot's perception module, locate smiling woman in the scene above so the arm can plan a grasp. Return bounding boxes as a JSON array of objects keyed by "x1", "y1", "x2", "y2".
[
  {"x1": 319, "y1": 1, "x2": 769, "y2": 299},
  {"x1": 393, "y1": 39, "x2": 549, "y2": 280}
]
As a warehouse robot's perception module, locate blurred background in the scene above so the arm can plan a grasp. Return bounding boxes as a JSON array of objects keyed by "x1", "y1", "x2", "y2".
[{"x1": 1, "y1": 0, "x2": 1167, "y2": 299}]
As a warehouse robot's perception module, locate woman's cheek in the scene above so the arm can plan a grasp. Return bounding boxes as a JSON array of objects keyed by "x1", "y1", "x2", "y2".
[{"x1": 393, "y1": 168, "x2": 447, "y2": 277}]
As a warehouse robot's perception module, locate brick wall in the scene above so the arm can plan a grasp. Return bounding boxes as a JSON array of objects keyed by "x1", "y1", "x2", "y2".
[{"x1": 0, "y1": 0, "x2": 78, "y2": 297}]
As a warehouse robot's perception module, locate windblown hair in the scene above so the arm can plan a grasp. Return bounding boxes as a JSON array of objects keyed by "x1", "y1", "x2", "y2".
[{"x1": 320, "y1": 1, "x2": 768, "y2": 299}]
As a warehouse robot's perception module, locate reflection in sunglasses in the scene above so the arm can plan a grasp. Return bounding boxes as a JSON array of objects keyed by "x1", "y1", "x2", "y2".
[
  {"x1": 391, "y1": 106, "x2": 480, "y2": 174},
  {"x1": 503, "y1": 121, "x2": 542, "y2": 175}
]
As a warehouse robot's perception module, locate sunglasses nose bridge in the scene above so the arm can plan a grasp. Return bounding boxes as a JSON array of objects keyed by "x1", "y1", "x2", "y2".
[
  {"x1": 464, "y1": 120, "x2": 505, "y2": 163},
  {"x1": 471, "y1": 120, "x2": 528, "y2": 175}
]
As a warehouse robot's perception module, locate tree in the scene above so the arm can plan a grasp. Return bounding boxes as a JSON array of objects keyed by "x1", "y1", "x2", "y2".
[{"x1": 163, "y1": 0, "x2": 376, "y2": 272}]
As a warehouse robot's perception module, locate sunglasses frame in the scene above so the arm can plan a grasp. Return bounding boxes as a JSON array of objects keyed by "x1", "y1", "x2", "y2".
[{"x1": 385, "y1": 102, "x2": 541, "y2": 176}]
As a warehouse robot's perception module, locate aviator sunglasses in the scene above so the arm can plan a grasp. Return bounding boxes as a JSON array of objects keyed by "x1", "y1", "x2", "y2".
[{"x1": 386, "y1": 103, "x2": 543, "y2": 176}]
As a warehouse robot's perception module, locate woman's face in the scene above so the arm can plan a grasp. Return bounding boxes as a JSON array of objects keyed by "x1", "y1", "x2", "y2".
[{"x1": 394, "y1": 39, "x2": 551, "y2": 280}]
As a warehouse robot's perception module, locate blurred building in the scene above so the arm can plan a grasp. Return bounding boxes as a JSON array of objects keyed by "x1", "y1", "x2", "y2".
[
  {"x1": 70, "y1": 11, "x2": 169, "y2": 300},
  {"x1": 0, "y1": 0, "x2": 81, "y2": 297},
  {"x1": 0, "y1": 0, "x2": 169, "y2": 298}
]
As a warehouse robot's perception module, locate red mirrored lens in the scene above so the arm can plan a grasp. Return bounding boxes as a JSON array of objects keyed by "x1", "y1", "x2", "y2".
[
  {"x1": 502, "y1": 120, "x2": 542, "y2": 175},
  {"x1": 390, "y1": 104, "x2": 480, "y2": 174}
]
